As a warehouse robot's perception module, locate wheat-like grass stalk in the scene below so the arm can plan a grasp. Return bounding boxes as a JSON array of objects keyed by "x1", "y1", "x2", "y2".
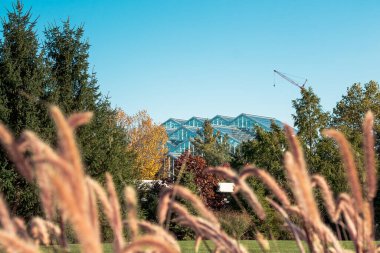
[
  {"x1": 13, "y1": 217, "x2": 30, "y2": 241},
  {"x1": 322, "y1": 129, "x2": 364, "y2": 214},
  {"x1": 363, "y1": 111, "x2": 376, "y2": 201},
  {"x1": 240, "y1": 166, "x2": 290, "y2": 207},
  {"x1": 0, "y1": 195, "x2": 15, "y2": 234},
  {"x1": 124, "y1": 186, "x2": 139, "y2": 241},
  {"x1": 0, "y1": 124, "x2": 34, "y2": 181},
  {"x1": 0, "y1": 106, "x2": 378, "y2": 253},
  {"x1": 208, "y1": 166, "x2": 266, "y2": 220},
  {"x1": 311, "y1": 175, "x2": 338, "y2": 222},
  {"x1": 266, "y1": 198, "x2": 306, "y2": 253},
  {"x1": 170, "y1": 202, "x2": 247, "y2": 253},
  {"x1": 158, "y1": 185, "x2": 220, "y2": 226},
  {"x1": 0, "y1": 231, "x2": 39, "y2": 253},
  {"x1": 30, "y1": 217, "x2": 50, "y2": 245},
  {"x1": 284, "y1": 126, "x2": 321, "y2": 227},
  {"x1": 137, "y1": 220, "x2": 181, "y2": 252},
  {"x1": 121, "y1": 234, "x2": 179, "y2": 253},
  {"x1": 256, "y1": 232, "x2": 270, "y2": 253},
  {"x1": 106, "y1": 173, "x2": 125, "y2": 252}
]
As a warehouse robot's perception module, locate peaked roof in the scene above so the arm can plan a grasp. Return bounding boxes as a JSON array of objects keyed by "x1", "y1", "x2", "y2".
[
  {"x1": 211, "y1": 115, "x2": 235, "y2": 122},
  {"x1": 186, "y1": 116, "x2": 207, "y2": 122},
  {"x1": 169, "y1": 118, "x2": 187, "y2": 124},
  {"x1": 234, "y1": 113, "x2": 279, "y2": 129}
]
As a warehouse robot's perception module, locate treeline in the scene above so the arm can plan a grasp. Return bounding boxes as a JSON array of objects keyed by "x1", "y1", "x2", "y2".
[
  {"x1": 0, "y1": 2, "x2": 139, "y2": 219},
  {"x1": 233, "y1": 84, "x2": 380, "y2": 238},
  {"x1": 174, "y1": 83, "x2": 380, "y2": 239}
]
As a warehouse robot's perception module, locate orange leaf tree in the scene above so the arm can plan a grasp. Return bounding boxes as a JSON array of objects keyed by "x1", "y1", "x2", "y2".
[{"x1": 117, "y1": 109, "x2": 168, "y2": 179}]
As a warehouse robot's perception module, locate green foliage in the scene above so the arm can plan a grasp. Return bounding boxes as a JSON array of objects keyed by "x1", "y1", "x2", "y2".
[
  {"x1": 216, "y1": 210, "x2": 251, "y2": 240},
  {"x1": 44, "y1": 20, "x2": 99, "y2": 113},
  {"x1": 192, "y1": 120, "x2": 231, "y2": 167},
  {"x1": 332, "y1": 81, "x2": 380, "y2": 151},
  {"x1": 0, "y1": 1, "x2": 47, "y2": 218},
  {"x1": 230, "y1": 122, "x2": 291, "y2": 239},
  {"x1": 0, "y1": 2, "x2": 136, "y2": 220},
  {"x1": 44, "y1": 20, "x2": 136, "y2": 189},
  {"x1": 233, "y1": 122, "x2": 288, "y2": 186},
  {"x1": 137, "y1": 181, "x2": 195, "y2": 240},
  {"x1": 244, "y1": 180, "x2": 290, "y2": 240},
  {"x1": 330, "y1": 81, "x2": 380, "y2": 236},
  {"x1": 292, "y1": 87, "x2": 329, "y2": 173}
]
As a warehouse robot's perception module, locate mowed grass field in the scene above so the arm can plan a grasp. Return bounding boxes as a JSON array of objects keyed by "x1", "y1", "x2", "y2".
[{"x1": 44, "y1": 240, "x2": 357, "y2": 253}]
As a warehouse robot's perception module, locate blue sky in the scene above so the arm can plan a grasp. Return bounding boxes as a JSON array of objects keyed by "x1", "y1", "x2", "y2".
[{"x1": 2, "y1": 1, "x2": 380, "y2": 125}]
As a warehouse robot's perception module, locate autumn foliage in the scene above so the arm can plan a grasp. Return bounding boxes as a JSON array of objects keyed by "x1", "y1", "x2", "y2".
[
  {"x1": 117, "y1": 110, "x2": 168, "y2": 179},
  {"x1": 174, "y1": 153, "x2": 225, "y2": 209}
]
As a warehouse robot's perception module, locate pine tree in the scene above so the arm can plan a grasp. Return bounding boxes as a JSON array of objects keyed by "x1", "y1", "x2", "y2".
[
  {"x1": 44, "y1": 20, "x2": 136, "y2": 188},
  {"x1": 0, "y1": 1, "x2": 48, "y2": 218}
]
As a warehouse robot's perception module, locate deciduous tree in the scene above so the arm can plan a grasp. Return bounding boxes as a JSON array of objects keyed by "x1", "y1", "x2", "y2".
[
  {"x1": 118, "y1": 109, "x2": 168, "y2": 179},
  {"x1": 292, "y1": 87, "x2": 329, "y2": 173},
  {"x1": 192, "y1": 120, "x2": 231, "y2": 166},
  {"x1": 174, "y1": 153, "x2": 225, "y2": 209},
  {"x1": 232, "y1": 122, "x2": 287, "y2": 185}
]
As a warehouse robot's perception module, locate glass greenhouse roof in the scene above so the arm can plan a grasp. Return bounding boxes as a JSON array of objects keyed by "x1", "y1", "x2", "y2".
[{"x1": 163, "y1": 113, "x2": 284, "y2": 157}]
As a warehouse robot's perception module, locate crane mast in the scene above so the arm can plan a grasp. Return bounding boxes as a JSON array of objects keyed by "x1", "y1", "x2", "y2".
[{"x1": 273, "y1": 70, "x2": 307, "y2": 90}]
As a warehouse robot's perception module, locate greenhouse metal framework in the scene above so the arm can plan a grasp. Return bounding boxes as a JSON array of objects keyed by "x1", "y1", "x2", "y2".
[{"x1": 161, "y1": 113, "x2": 284, "y2": 176}]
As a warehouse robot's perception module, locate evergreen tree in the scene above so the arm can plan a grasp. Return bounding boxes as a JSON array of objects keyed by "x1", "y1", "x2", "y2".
[
  {"x1": 192, "y1": 120, "x2": 231, "y2": 166},
  {"x1": 44, "y1": 20, "x2": 99, "y2": 112},
  {"x1": 0, "y1": 1, "x2": 48, "y2": 218},
  {"x1": 44, "y1": 20, "x2": 136, "y2": 187},
  {"x1": 292, "y1": 87, "x2": 329, "y2": 173}
]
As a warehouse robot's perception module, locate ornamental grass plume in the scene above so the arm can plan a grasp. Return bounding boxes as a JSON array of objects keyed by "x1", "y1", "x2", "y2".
[{"x1": 0, "y1": 106, "x2": 377, "y2": 253}]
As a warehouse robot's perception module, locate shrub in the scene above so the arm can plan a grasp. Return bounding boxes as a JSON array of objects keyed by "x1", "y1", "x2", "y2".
[{"x1": 215, "y1": 210, "x2": 251, "y2": 240}]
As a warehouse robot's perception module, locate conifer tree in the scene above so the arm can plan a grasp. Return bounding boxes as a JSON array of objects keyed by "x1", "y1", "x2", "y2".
[
  {"x1": 44, "y1": 20, "x2": 136, "y2": 187},
  {"x1": 44, "y1": 20, "x2": 99, "y2": 112},
  {"x1": 0, "y1": 1, "x2": 48, "y2": 218}
]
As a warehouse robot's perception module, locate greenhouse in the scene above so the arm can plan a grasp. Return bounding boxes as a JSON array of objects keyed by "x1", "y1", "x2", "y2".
[{"x1": 162, "y1": 113, "x2": 284, "y2": 160}]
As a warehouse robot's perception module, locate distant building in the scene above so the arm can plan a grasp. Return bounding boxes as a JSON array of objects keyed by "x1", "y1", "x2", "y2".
[{"x1": 161, "y1": 113, "x2": 284, "y2": 177}]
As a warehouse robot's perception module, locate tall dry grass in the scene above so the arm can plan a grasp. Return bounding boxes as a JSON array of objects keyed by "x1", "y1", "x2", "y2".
[{"x1": 0, "y1": 106, "x2": 377, "y2": 252}]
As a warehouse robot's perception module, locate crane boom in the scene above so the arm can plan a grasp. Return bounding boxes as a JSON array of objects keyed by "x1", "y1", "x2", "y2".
[{"x1": 273, "y1": 70, "x2": 307, "y2": 90}]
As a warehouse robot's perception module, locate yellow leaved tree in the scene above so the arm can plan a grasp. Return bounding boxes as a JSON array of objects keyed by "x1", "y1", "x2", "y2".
[{"x1": 117, "y1": 109, "x2": 168, "y2": 179}]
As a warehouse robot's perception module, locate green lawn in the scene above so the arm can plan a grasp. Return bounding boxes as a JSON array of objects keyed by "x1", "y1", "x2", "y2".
[
  {"x1": 179, "y1": 240, "x2": 356, "y2": 253},
  {"x1": 43, "y1": 241, "x2": 357, "y2": 253}
]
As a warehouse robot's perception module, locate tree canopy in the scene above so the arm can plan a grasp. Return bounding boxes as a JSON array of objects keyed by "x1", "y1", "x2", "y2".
[
  {"x1": 192, "y1": 120, "x2": 231, "y2": 167},
  {"x1": 117, "y1": 109, "x2": 168, "y2": 180},
  {"x1": 0, "y1": 2, "x2": 137, "y2": 218}
]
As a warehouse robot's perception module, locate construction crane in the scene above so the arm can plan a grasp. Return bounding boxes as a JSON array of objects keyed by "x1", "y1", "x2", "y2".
[{"x1": 273, "y1": 70, "x2": 307, "y2": 90}]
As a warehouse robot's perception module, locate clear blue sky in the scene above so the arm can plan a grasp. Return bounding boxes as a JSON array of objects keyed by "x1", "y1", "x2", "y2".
[{"x1": 2, "y1": 0, "x2": 380, "y2": 125}]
